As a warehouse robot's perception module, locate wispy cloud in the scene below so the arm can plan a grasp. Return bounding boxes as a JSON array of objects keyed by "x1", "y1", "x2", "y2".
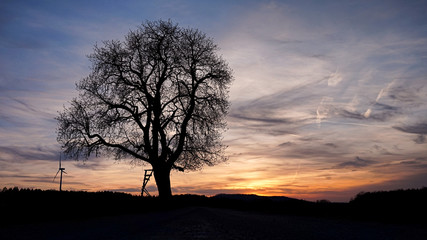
[
  {"x1": 414, "y1": 135, "x2": 426, "y2": 144},
  {"x1": 393, "y1": 122, "x2": 427, "y2": 145},
  {"x1": 394, "y1": 122, "x2": 427, "y2": 135},
  {"x1": 334, "y1": 156, "x2": 377, "y2": 169},
  {"x1": 0, "y1": 145, "x2": 58, "y2": 162}
]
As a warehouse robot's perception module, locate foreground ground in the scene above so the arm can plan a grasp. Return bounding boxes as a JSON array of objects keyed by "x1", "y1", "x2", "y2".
[
  {"x1": 2, "y1": 206, "x2": 427, "y2": 240},
  {"x1": 2, "y1": 188, "x2": 426, "y2": 239}
]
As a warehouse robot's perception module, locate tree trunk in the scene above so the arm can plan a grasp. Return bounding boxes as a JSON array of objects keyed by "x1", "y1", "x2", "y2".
[{"x1": 153, "y1": 166, "x2": 172, "y2": 199}]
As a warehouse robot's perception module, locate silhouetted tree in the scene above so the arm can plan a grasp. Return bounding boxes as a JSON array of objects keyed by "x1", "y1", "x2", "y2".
[{"x1": 57, "y1": 20, "x2": 232, "y2": 198}]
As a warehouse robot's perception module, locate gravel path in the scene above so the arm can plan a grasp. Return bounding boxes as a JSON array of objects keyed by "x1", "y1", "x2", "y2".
[{"x1": 2, "y1": 207, "x2": 426, "y2": 240}]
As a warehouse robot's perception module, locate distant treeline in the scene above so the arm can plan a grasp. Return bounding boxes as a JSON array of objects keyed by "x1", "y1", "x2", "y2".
[
  {"x1": 1, "y1": 187, "x2": 426, "y2": 225},
  {"x1": 349, "y1": 187, "x2": 427, "y2": 223},
  {"x1": 350, "y1": 187, "x2": 427, "y2": 205},
  {"x1": 0, "y1": 187, "x2": 151, "y2": 225}
]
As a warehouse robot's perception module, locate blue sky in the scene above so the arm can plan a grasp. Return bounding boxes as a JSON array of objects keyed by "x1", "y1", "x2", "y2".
[{"x1": 1, "y1": 0, "x2": 427, "y2": 201}]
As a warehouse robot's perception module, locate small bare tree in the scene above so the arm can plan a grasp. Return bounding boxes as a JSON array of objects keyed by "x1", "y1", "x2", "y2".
[{"x1": 57, "y1": 20, "x2": 232, "y2": 198}]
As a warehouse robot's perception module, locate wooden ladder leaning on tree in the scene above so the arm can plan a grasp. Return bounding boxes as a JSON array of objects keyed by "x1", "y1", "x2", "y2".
[{"x1": 141, "y1": 169, "x2": 153, "y2": 197}]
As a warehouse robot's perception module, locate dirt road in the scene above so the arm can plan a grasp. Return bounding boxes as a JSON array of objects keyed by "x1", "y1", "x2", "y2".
[{"x1": 2, "y1": 207, "x2": 426, "y2": 240}]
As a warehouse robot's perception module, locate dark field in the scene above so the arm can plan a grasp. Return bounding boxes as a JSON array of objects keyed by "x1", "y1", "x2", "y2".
[{"x1": 1, "y1": 188, "x2": 426, "y2": 239}]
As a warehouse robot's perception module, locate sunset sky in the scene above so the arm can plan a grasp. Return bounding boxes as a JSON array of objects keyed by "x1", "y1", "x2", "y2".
[{"x1": 1, "y1": 0, "x2": 426, "y2": 202}]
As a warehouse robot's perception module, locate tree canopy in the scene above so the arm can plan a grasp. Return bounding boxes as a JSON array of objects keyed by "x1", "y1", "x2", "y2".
[{"x1": 57, "y1": 20, "x2": 233, "y2": 197}]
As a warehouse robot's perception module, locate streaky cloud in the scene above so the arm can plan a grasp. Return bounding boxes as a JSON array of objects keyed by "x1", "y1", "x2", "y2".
[
  {"x1": 0, "y1": 145, "x2": 59, "y2": 162},
  {"x1": 414, "y1": 135, "x2": 426, "y2": 144},
  {"x1": 334, "y1": 156, "x2": 377, "y2": 169},
  {"x1": 278, "y1": 141, "x2": 294, "y2": 147},
  {"x1": 325, "y1": 143, "x2": 338, "y2": 148},
  {"x1": 393, "y1": 122, "x2": 427, "y2": 135},
  {"x1": 229, "y1": 113, "x2": 294, "y2": 125},
  {"x1": 337, "y1": 107, "x2": 399, "y2": 122}
]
